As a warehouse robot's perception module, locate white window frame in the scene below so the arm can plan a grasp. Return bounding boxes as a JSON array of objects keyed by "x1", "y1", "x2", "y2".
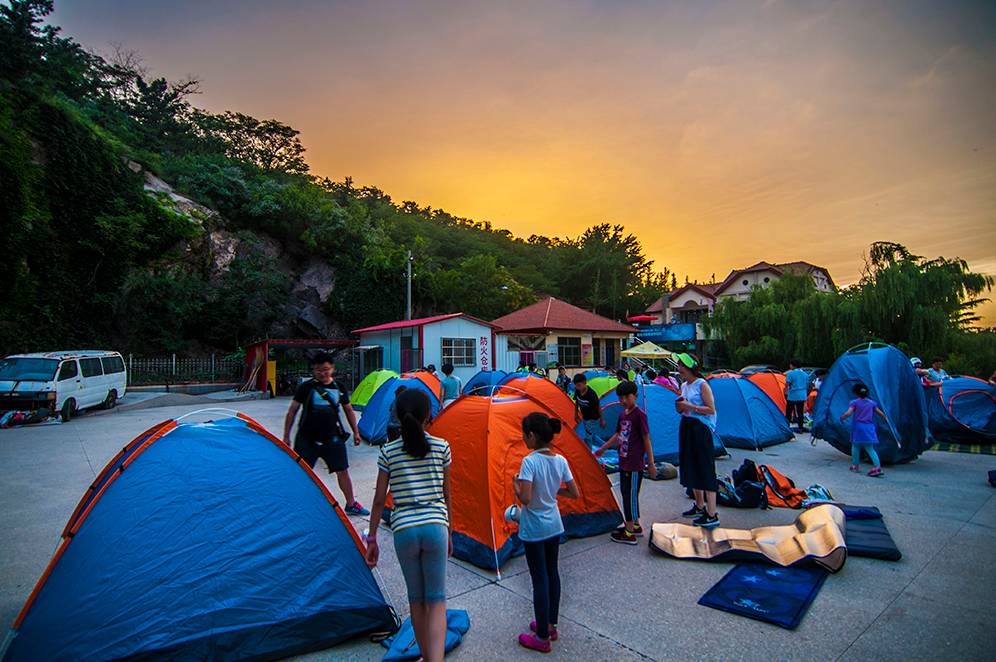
[
  {"x1": 441, "y1": 338, "x2": 476, "y2": 367},
  {"x1": 557, "y1": 336, "x2": 582, "y2": 367}
]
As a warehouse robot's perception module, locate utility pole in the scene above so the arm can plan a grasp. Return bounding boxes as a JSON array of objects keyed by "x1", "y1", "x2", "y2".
[{"x1": 406, "y1": 250, "x2": 413, "y2": 320}]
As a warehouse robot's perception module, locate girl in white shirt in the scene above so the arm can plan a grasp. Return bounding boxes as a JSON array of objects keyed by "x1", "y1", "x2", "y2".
[{"x1": 513, "y1": 413, "x2": 579, "y2": 653}]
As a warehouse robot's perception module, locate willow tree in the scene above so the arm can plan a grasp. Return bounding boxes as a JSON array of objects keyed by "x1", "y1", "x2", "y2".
[{"x1": 841, "y1": 242, "x2": 993, "y2": 356}]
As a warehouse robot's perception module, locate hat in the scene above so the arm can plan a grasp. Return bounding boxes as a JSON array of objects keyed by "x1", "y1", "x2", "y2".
[
  {"x1": 910, "y1": 357, "x2": 922, "y2": 367},
  {"x1": 675, "y1": 353, "x2": 698, "y2": 369}
]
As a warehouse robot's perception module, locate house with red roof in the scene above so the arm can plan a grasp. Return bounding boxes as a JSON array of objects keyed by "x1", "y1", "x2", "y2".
[
  {"x1": 491, "y1": 297, "x2": 634, "y2": 371},
  {"x1": 646, "y1": 261, "x2": 834, "y2": 324},
  {"x1": 352, "y1": 313, "x2": 499, "y2": 383}
]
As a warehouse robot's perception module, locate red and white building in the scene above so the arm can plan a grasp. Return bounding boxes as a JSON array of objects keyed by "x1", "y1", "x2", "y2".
[
  {"x1": 647, "y1": 261, "x2": 835, "y2": 324},
  {"x1": 352, "y1": 313, "x2": 498, "y2": 384},
  {"x1": 491, "y1": 297, "x2": 634, "y2": 372}
]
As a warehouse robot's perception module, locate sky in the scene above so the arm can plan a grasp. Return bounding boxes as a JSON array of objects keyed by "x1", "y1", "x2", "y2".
[{"x1": 53, "y1": 0, "x2": 996, "y2": 322}]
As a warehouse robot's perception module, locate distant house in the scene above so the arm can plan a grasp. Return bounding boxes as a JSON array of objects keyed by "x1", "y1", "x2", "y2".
[
  {"x1": 646, "y1": 261, "x2": 834, "y2": 323},
  {"x1": 491, "y1": 297, "x2": 634, "y2": 371},
  {"x1": 352, "y1": 313, "x2": 499, "y2": 383}
]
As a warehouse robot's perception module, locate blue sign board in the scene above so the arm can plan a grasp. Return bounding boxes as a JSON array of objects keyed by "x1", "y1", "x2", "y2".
[{"x1": 636, "y1": 323, "x2": 696, "y2": 342}]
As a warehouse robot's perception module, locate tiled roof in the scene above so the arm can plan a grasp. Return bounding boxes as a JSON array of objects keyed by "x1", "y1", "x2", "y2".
[
  {"x1": 353, "y1": 313, "x2": 497, "y2": 334},
  {"x1": 713, "y1": 260, "x2": 834, "y2": 295},
  {"x1": 492, "y1": 297, "x2": 634, "y2": 334}
]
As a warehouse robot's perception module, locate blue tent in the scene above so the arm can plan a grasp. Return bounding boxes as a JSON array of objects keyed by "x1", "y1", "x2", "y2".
[
  {"x1": 812, "y1": 343, "x2": 931, "y2": 464},
  {"x1": 926, "y1": 377, "x2": 996, "y2": 445},
  {"x1": 4, "y1": 415, "x2": 395, "y2": 661},
  {"x1": 359, "y1": 376, "x2": 441, "y2": 443},
  {"x1": 464, "y1": 369, "x2": 508, "y2": 396},
  {"x1": 576, "y1": 383, "x2": 725, "y2": 464},
  {"x1": 582, "y1": 370, "x2": 612, "y2": 381},
  {"x1": 707, "y1": 375, "x2": 795, "y2": 449}
]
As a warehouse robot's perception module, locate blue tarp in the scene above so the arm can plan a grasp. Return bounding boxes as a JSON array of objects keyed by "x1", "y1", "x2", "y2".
[
  {"x1": 926, "y1": 378, "x2": 996, "y2": 445},
  {"x1": 464, "y1": 369, "x2": 508, "y2": 395},
  {"x1": 5, "y1": 417, "x2": 395, "y2": 661},
  {"x1": 812, "y1": 344, "x2": 931, "y2": 464},
  {"x1": 707, "y1": 376, "x2": 794, "y2": 450},
  {"x1": 359, "y1": 376, "x2": 441, "y2": 444},
  {"x1": 576, "y1": 383, "x2": 726, "y2": 464},
  {"x1": 381, "y1": 610, "x2": 470, "y2": 661}
]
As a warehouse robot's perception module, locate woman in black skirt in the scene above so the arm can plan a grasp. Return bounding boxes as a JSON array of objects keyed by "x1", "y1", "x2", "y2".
[{"x1": 674, "y1": 353, "x2": 720, "y2": 528}]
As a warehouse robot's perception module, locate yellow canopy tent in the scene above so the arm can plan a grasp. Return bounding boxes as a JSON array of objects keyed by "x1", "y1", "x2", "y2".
[{"x1": 621, "y1": 341, "x2": 674, "y2": 360}]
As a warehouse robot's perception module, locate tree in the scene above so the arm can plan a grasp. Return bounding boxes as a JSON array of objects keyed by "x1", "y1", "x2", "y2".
[
  {"x1": 709, "y1": 242, "x2": 994, "y2": 372},
  {"x1": 195, "y1": 111, "x2": 308, "y2": 174}
]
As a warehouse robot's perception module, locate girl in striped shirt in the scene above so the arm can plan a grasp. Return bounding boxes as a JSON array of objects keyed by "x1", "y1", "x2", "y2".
[{"x1": 367, "y1": 389, "x2": 452, "y2": 662}]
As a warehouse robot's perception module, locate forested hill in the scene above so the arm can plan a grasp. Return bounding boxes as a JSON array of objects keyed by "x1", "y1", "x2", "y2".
[{"x1": 0, "y1": 1, "x2": 674, "y2": 355}]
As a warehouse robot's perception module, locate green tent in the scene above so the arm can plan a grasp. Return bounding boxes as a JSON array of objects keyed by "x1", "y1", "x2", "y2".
[
  {"x1": 351, "y1": 370, "x2": 399, "y2": 410},
  {"x1": 587, "y1": 376, "x2": 622, "y2": 398}
]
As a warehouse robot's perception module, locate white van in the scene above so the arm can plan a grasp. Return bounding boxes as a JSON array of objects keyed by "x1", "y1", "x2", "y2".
[{"x1": 0, "y1": 351, "x2": 128, "y2": 421}]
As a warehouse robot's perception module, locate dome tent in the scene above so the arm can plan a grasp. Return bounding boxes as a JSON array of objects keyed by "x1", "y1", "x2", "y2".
[
  {"x1": 427, "y1": 393, "x2": 621, "y2": 570},
  {"x1": 926, "y1": 377, "x2": 996, "y2": 445},
  {"x1": 578, "y1": 382, "x2": 725, "y2": 464},
  {"x1": 351, "y1": 369, "x2": 400, "y2": 410},
  {"x1": 358, "y1": 376, "x2": 441, "y2": 444},
  {"x1": 706, "y1": 374, "x2": 795, "y2": 449},
  {"x1": 747, "y1": 370, "x2": 788, "y2": 413},
  {"x1": 496, "y1": 374, "x2": 577, "y2": 425},
  {"x1": 812, "y1": 343, "x2": 931, "y2": 464},
  {"x1": 464, "y1": 369, "x2": 508, "y2": 395},
  {"x1": 4, "y1": 414, "x2": 395, "y2": 661}
]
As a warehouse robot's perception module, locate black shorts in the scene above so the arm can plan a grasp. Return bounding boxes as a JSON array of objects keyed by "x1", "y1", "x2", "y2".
[{"x1": 295, "y1": 437, "x2": 349, "y2": 473}]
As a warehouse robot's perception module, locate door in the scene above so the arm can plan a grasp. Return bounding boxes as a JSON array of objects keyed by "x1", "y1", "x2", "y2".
[
  {"x1": 78, "y1": 357, "x2": 104, "y2": 408},
  {"x1": 56, "y1": 360, "x2": 80, "y2": 410}
]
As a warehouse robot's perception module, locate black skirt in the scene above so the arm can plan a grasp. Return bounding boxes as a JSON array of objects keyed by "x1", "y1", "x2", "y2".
[{"x1": 678, "y1": 416, "x2": 718, "y2": 491}]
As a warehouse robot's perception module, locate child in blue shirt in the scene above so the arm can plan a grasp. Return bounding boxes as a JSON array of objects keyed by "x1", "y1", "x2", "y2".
[
  {"x1": 839, "y1": 382, "x2": 887, "y2": 477},
  {"x1": 513, "y1": 413, "x2": 579, "y2": 653}
]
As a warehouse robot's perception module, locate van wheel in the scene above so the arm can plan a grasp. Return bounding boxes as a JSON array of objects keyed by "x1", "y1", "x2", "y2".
[
  {"x1": 61, "y1": 398, "x2": 76, "y2": 422},
  {"x1": 103, "y1": 390, "x2": 118, "y2": 410}
]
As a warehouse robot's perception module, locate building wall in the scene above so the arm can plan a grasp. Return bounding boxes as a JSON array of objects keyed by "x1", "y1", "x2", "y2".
[
  {"x1": 421, "y1": 317, "x2": 495, "y2": 384},
  {"x1": 667, "y1": 290, "x2": 716, "y2": 323}
]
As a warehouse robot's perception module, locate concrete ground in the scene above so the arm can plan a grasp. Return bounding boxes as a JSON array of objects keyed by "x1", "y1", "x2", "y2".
[{"x1": 1, "y1": 398, "x2": 993, "y2": 661}]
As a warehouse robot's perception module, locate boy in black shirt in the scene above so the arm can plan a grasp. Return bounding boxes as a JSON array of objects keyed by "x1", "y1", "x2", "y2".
[
  {"x1": 283, "y1": 352, "x2": 369, "y2": 515},
  {"x1": 573, "y1": 374, "x2": 605, "y2": 447}
]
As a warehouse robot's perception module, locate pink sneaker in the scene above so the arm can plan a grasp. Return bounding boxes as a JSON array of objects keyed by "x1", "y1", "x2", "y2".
[
  {"x1": 849, "y1": 465, "x2": 860, "y2": 472},
  {"x1": 518, "y1": 633, "x2": 552, "y2": 653},
  {"x1": 530, "y1": 621, "x2": 558, "y2": 641},
  {"x1": 868, "y1": 467, "x2": 884, "y2": 478}
]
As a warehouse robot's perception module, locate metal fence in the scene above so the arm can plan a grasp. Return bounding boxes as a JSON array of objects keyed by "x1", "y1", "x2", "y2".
[{"x1": 126, "y1": 354, "x2": 244, "y2": 386}]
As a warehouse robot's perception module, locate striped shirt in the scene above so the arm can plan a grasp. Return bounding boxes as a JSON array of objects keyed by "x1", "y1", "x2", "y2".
[{"x1": 377, "y1": 434, "x2": 451, "y2": 532}]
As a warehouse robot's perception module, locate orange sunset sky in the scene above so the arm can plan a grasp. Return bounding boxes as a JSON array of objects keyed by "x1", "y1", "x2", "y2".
[{"x1": 53, "y1": 1, "x2": 996, "y2": 321}]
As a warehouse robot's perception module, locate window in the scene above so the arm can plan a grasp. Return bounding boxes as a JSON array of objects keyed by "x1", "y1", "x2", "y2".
[
  {"x1": 80, "y1": 358, "x2": 103, "y2": 378},
  {"x1": 592, "y1": 338, "x2": 602, "y2": 365},
  {"x1": 441, "y1": 338, "x2": 476, "y2": 367},
  {"x1": 742, "y1": 279, "x2": 749, "y2": 286},
  {"x1": 58, "y1": 361, "x2": 78, "y2": 381},
  {"x1": 557, "y1": 337, "x2": 581, "y2": 366},
  {"x1": 101, "y1": 356, "x2": 125, "y2": 374},
  {"x1": 366, "y1": 347, "x2": 383, "y2": 372},
  {"x1": 763, "y1": 276, "x2": 770, "y2": 283}
]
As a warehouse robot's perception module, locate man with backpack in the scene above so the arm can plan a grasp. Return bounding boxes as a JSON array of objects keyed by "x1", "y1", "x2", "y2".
[{"x1": 283, "y1": 352, "x2": 369, "y2": 515}]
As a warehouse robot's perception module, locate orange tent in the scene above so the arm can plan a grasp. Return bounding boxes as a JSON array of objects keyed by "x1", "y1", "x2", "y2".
[
  {"x1": 427, "y1": 393, "x2": 622, "y2": 571},
  {"x1": 496, "y1": 374, "x2": 578, "y2": 426},
  {"x1": 747, "y1": 371, "x2": 788, "y2": 413},
  {"x1": 401, "y1": 371, "x2": 443, "y2": 402}
]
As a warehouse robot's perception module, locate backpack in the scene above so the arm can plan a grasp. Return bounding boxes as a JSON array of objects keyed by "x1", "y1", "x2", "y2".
[
  {"x1": 716, "y1": 476, "x2": 768, "y2": 509},
  {"x1": 757, "y1": 464, "x2": 808, "y2": 509}
]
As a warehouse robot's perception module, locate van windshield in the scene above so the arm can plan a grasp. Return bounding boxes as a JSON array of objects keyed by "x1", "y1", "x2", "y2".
[{"x1": 0, "y1": 358, "x2": 59, "y2": 382}]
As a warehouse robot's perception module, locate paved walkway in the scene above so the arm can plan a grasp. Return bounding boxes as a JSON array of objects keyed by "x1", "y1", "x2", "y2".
[{"x1": 1, "y1": 399, "x2": 993, "y2": 661}]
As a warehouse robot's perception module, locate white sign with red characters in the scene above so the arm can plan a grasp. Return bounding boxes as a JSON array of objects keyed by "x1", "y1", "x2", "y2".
[{"x1": 479, "y1": 335, "x2": 490, "y2": 370}]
